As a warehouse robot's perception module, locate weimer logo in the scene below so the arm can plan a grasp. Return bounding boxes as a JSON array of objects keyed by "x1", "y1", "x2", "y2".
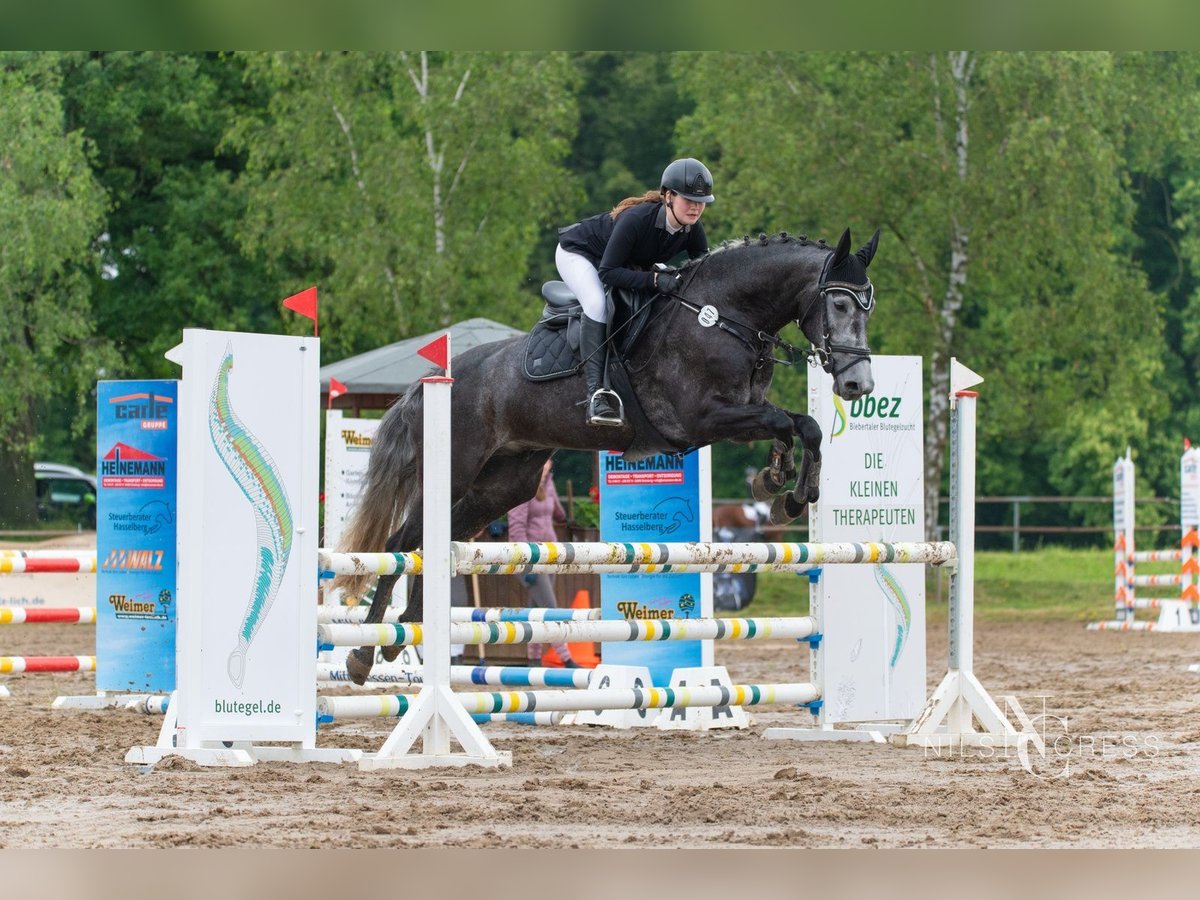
[
  {"x1": 100, "y1": 442, "x2": 167, "y2": 489},
  {"x1": 108, "y1": 391, "x2": 173, "y2": 431}
]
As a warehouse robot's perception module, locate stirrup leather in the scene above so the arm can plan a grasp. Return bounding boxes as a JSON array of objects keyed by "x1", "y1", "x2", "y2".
[{"x1": 587, "y1": 388, "x2": 625, "y2": 427}]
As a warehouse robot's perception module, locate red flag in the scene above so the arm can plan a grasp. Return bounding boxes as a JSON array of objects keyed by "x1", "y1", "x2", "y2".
[
  {"x1": 417, "y1": 333, "x2": 451, "y2": 374},
  {"x1": 327, "y1": 377, "x2": 347, "y2": 409},
  {"x1": 282, "y1": 286, "x2": 319, "y2": 336}
]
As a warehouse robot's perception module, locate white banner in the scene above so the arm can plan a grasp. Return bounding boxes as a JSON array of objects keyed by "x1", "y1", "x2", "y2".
[
  {"x1": 808, "y1": 355, "x2": 926, "y2": 725},
  {"x1": 175, "y1": 330, "x2": 318, "y2": 746},
  {"x1": 322, "y1": 410, "x2": 381, "y2": 549}
]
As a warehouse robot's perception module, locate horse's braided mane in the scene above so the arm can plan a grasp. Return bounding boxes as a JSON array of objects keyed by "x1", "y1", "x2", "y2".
[{"x1": 679, "y1": 231, "x2": 830, "y2": 270}]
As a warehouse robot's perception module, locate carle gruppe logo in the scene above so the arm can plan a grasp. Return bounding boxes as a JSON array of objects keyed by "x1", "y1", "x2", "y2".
[{"x1": 107, "y1": 391, "x2": 174, "y2": 430}]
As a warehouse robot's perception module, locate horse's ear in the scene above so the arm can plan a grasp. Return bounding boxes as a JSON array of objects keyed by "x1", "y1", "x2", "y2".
[
  {"x1": 832, "y1": 228, "x2": 852, "y2": 266},
  {"x1": 856, "y1": 228, "x2": 881, "y2": 268}
]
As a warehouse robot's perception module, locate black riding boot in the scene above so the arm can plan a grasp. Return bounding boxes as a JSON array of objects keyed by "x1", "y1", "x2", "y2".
[{"x1": 580, "y1": 315, "x2": 624, "y2": 427}]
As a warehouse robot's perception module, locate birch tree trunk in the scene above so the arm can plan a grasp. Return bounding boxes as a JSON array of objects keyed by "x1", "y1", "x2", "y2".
[{"x1": 923, "y1": 50, "x2": 975, "y2": 540}]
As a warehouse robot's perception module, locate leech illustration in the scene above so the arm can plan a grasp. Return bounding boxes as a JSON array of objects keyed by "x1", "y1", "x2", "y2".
[
  {"x1": 872, "y1": 564, "x2": 911, "y2": 669},
  {"x1": 208, "y1": 343, "x2": 294, "y2": 688}
]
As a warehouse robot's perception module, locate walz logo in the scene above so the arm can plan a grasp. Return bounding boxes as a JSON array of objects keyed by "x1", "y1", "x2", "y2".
[{"x1": 102, "y1": 549, "x2": 164, "y2": 571}]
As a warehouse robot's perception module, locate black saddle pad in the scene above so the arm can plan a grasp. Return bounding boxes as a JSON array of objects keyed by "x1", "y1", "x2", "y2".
[{"x1": 522, "y1": 314, "x2": 580, "y2": 381}]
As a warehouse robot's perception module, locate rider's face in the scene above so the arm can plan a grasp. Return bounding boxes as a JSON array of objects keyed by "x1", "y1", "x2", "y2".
[{"x1": 667, "y1": 192, "x2": 706, "y2": 227}]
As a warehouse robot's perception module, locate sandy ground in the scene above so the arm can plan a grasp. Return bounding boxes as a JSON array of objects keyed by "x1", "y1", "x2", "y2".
[{"x1": 3, "y1": 610, "x2": 1200, "y2": 849}]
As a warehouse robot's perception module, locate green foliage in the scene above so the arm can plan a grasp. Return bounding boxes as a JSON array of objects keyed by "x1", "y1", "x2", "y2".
[
  {"x1": 227, "y1": 51, "x2": 583, "y2": 360},
  {"x1": 745, "y1": 548, "x2": 1113, "y2": 623},
  {"x1": 677, "y1": 51, "x2": 1177, "y2": 514},
  {"x1": 0, "y1": 52, "x2": 111, "y2": 523}
]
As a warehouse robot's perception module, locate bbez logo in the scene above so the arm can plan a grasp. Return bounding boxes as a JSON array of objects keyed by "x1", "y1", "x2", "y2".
[{"x1": 849, "y1": 395, "x2": 902, "y2": 419}]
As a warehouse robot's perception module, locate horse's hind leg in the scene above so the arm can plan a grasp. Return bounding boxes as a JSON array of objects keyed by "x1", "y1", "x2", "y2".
[{"x1": 345, "y1": 526, "x2": 421, "y2": 685}]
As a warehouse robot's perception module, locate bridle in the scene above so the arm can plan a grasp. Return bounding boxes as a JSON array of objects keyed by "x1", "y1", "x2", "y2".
[
  {"x1": 799, "y1": 253, "x2": 875, "y2": 378},
  {"x1": 667, "y1": 249, "x2": 874, "y2": 378}
]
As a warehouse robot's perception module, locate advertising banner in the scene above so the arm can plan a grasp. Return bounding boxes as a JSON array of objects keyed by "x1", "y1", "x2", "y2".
[
  {"x1": 322, "y1": 410, "x2": 381, "y2": 549},
  {"x1": 808, "y1": 356, "x2": 926, "y2": 724},
  {"x1": 174, "y1": 330, "x2": 318, "y2": 745},
  {"x1": 598, "y1": 447, "x2": 711, "y2": 685},
  {"x1": 96, "y1": 380, "x2": 178, "y2": 692}
]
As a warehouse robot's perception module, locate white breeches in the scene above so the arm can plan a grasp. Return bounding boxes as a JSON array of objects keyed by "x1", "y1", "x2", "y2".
[{"x1": 555, "y1": 245, "x2": 609, "y2": 324}]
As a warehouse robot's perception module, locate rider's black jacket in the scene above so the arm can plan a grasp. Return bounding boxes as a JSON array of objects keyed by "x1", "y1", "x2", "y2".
[{"x1": 558, "y1": 201, "x2": 708, "y2": 293}]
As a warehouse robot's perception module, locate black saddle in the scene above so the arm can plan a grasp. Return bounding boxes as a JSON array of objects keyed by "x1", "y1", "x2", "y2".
[
  {"x1": 522, "y1": 281, "x2": 660, "y2": 381},
  {"x1": 521, "y1": 281, "x2": 689, "y2": 459}
]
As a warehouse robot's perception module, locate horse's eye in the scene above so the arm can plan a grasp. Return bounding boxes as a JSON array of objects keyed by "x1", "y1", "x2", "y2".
[{"x1": 833, "y1": 298, "x2": 849, "y2": 312}]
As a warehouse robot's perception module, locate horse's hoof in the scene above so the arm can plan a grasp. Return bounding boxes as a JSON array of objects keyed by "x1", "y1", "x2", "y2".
[
  {"x1": 770, "y1": 492, "x2": 806, "y2": 525},
  {"x1": 380, "y1": 645, "x2": 402, "y2": 663},
  {"x1": 345, "y1": 647, "x2": 374, "y2": 686},
  {"x1": 752, "y1": 469, "x2": 786, "y2": 501}
]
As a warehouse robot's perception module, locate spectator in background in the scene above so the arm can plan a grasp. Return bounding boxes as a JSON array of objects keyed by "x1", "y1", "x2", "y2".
[{"x1": 507, "y1": 458, "x2": 578, "y2": 667}]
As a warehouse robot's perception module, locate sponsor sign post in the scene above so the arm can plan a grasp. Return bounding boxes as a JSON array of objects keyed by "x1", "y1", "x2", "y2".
[
  {"x1": 96, "y1": 381, "x2": 178, "y2": 693},
  {"x1": 597, "y1": 447, "x2": 712, "y2": 686},
  {"x1": 807, "y1": 356, "x2": 926, "y2": 729},
  {"x1": 321, "y1": 410, "x2": 381, "y2": 549},
  {"x1": 129, "y1": 329, "x2": 354, "y2": 765}
]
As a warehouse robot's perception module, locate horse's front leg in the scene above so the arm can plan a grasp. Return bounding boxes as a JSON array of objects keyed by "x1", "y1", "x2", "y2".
[
  {"x1": 690, "y1": 400, "x2": 808, "y2": 513},
  {"x1": 768, "y1": 414, "x2": 823, "y2": 524},
  {"x1": 750, "y1": 438, "x2": 798, "y2": 502}
]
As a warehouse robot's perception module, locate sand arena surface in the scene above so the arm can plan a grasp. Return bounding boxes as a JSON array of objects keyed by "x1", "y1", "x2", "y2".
[{"x1": 3, "y1": 612, "x2": 1200, "y2": 849}]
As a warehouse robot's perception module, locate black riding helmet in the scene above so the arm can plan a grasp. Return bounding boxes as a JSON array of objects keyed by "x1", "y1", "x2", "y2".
[{"x1": 661, "y1": 158, "x2": 715, "y2": 204}]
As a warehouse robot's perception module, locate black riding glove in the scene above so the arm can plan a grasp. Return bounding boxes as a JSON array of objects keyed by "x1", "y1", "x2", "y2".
[{"x1": 655, "y1": 267, "x2": 681, "y2": 295}]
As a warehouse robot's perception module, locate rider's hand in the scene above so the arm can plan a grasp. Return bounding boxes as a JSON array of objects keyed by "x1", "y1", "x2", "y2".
[{"x1": 655, "y1": 267, "x2": 681, "y2": 294}]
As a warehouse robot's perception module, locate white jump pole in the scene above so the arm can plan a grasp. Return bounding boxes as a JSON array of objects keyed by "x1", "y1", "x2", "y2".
[
  {"x1": 358, "y1": 362, "x2": 511, "y2": 770},
  {"x1": 897, "y1": 359, "x2": 1017, "y2": 748}
]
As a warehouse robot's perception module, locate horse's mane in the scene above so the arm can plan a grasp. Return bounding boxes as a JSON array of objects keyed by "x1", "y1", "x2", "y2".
[{"x1": 679, "y1": 231, "x2": 832, "y2": 271}]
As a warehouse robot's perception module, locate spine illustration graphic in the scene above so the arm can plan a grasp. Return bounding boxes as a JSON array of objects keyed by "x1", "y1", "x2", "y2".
[
  {"x1": 872, "y1": 564, "x2": 911, "y2": 669},
  {"x1": 209, "y1": 344, "x2": 294, "y2": 688}
]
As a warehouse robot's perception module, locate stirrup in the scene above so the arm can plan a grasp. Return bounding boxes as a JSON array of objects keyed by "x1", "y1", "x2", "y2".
[{"x1": 587, "y1": 388, "x2": 625, "y2": 427}]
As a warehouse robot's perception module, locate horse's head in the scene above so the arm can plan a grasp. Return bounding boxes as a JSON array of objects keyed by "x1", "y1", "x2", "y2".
[{"x1": 801, "y1": 228, "x2": 878, "y2": 400}]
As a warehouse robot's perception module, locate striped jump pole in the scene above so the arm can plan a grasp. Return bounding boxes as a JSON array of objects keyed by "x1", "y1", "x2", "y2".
[
  {"x1": 1, "y1": 655, "x2": 95, "y2": 673},
  {"x1": 318, "y1": 616, "x2": 819, "y2": 650},
  {"x1": 452, "y1": 540, "x2": 957, "y2": 574},
  {"x1": 316, "y1": 606, "x2": 601, "y2": 624},
  {"x1": 1086, "y1": 621, "x2": 1160, "y2": 632},
  {"x1": 319, "y1": 681, "x2": 820, "y2": 721},
  {"x1": 316, "y1": 662, "x2": 590, "y2": 689},
  {"x1": 321, "y1": 541, "x2": 957, "y2": 579},
  {"x1": 0, "y1": 606, "x2": 96, "y2": 625},
  {"x1": 0, "y1": 555, "x2": 97, "y2": 574}
]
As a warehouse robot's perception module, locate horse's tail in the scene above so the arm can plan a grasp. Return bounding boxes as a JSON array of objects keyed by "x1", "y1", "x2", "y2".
[{"x1": 331, "y1": 385, "x2": 423, "y2": 600}]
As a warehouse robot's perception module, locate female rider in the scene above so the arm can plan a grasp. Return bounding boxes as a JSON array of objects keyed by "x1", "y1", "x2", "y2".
[{"x1": 556, "y1": 158, "x2": 714, "y2": 426}]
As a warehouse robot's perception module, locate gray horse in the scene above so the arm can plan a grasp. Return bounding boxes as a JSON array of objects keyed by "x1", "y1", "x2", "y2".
[{"x1": 335, "y1": 227, "x2": 880, "y2": 685}]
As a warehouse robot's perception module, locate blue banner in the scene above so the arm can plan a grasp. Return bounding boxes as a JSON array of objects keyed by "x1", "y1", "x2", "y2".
[
  {"x1": 96, "y1": 381, "x2": 178, "y2": 692},
  {"x1": 598, "y1": 449, "x2": 702, "y2": 685}
]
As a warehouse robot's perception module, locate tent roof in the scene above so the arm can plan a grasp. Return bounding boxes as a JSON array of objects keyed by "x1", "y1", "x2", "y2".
[{"x1": 319, "y1": 316, "x2": 524, "y2": 401}]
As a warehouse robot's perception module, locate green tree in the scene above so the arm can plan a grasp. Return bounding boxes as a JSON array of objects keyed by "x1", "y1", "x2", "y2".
[
  {"x1": 227, "y1": 51, "x2": 582, "y2": 361},
  {"x1": 679, "y1": 51, "x2": 1168, "y2": 537},
  {"x1": 60, "y1": 52, "x2": 280, "y2": 386},
  {"x1": 0, "y1": 52, "x2": 110, "y2": 527}
]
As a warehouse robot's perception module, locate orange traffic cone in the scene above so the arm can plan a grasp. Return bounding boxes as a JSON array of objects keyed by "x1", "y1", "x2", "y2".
[{"x1": 542, "y1": 589, "x2": 600, "y2": 668}]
